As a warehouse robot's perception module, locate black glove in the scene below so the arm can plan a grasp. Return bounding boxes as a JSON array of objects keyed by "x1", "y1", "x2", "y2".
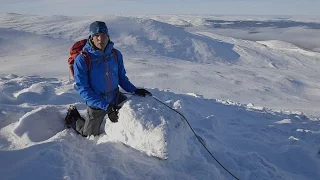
[
  {"x1": 134, "y1": 88, "x2": 152, "y2": 97},
  {"x1": 107, "y1": 104, "x2": 120, "y2": 123}
]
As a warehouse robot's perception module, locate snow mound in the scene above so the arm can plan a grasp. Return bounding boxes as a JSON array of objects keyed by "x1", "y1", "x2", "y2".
[
  {"x1": 13, "y1": 106, "x2": 64, "y2": 142},
  {"x1": 14, "y1": 82, "x2": 56, "y2": 103},
  {"x1": 98, "y1": 96, "x2": 191, "y2": 159}
]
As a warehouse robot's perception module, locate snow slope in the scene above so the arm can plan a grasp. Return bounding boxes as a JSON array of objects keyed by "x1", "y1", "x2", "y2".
[{"x1": 1, "y1": 13, "x2": 320, "y2": 180}]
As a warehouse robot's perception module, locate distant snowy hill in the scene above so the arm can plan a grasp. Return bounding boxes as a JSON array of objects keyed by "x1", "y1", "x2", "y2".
[
  {"x1": 144, "y1": 15, "x2": 320, "y2": 53},
  {"x1": 0, "y1": 13, "x2": 239, "y2": 63},
  {"x1": 0, "y1": 13, "x2": 320, "y2": 180}
]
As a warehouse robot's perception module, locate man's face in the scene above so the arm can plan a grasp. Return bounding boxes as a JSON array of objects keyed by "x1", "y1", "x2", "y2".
[{"x1": 92, "y1": 33, "x2": 109, "y2": 50}]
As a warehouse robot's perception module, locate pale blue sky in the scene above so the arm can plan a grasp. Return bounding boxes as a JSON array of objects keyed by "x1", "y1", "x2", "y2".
[{"x1": 1, "y1": 0, "x2": 320, "y2": 16}]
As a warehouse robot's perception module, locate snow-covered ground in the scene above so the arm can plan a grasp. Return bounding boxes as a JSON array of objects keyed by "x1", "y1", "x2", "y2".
[{"x1": 0, "y1": 13, "x2": 320, "y2": 180}]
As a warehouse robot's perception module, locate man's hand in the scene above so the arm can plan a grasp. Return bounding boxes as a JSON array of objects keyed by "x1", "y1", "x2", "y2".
[
  {"x1": 134, "y1": 88, "x2": 152, "y2": 97},
  {"x1": 107, "y1": 104, "x2": 120, "y2": 123}
]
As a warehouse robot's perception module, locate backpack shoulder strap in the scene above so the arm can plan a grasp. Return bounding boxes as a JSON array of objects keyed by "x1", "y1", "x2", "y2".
[
  {"x1": 81, "y1": 50, "x2": 91, "y2": 73},
  {"x1": 112, "y1": 48, "x2": 118, "y2": 63}
]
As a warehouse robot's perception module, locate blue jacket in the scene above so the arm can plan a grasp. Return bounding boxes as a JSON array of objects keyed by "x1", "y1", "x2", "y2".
[{"x1": 73, "y1": 39, "x2": 137, "y2": 110}]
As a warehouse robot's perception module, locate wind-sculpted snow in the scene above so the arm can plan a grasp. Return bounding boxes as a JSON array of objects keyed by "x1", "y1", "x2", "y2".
[
  {"x1": 99, "y1": 96, "x2": 191, "y2": 159},
  {"x1": 13, "y1": 106, "x2": 64, "y2": 142},
  {"x1": 0, "y1": 74, "x2": 81, "y2": 105}
]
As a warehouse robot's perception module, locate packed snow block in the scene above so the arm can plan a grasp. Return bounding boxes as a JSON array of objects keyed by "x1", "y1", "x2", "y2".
[
  {"x1": 13, "y1": 106, "x2": 64, "y2": 142},
  {"x1": 103, "y1": 96, "x2": 191, "y2": 159}
]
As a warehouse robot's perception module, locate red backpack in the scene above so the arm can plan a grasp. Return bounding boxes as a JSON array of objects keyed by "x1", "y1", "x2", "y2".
[{"x1": 68, "y1": 39, "x2": 118, "y2": 78}]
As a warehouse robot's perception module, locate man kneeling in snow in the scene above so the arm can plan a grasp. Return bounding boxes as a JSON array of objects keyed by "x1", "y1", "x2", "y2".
[{"x1": 66, "y1": 21, "x2": 151, "y2": 137}]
